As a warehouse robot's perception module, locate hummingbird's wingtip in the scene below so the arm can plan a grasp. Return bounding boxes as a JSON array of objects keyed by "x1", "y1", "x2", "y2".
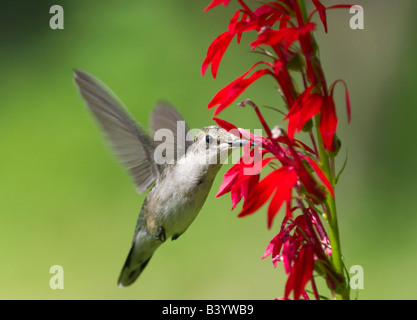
[
  {"x1": 73, "y1": 69, "x2": 85, "y2": 82},
  {"x1": 73, "y1": 68, "x2": 88, "y2": 79}
]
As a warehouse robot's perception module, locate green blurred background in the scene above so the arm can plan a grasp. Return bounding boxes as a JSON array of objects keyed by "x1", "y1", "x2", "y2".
[{"x1": 0, "y1": 0, "x2": 415, "y2": 299}]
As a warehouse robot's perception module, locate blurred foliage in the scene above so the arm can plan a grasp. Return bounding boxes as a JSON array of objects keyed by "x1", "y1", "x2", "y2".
[{"x1": 0, "y1": 0, "x2": 416, "y2": 299}]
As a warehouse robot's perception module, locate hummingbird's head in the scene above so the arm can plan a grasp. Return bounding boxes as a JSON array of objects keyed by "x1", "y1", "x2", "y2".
[{"x1": 189, "y1": 126, "x2": 250, "y2": 165}]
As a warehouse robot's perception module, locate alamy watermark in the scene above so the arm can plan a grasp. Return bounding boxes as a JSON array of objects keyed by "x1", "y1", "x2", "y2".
[
  {"x1": 349, "y1": 265, "x2": 364, "y2": 290},
  {"x1": 49, "y1": 265, "x2": 64, "y2": 289},
  {"x1": 49, "y1": 5, "x2": 64, "y2": 30},
  {"x1": 49, "y1": 4, "x2": 364, "y2": 31},
  {"x1": 350, "y1": 5, "x2": 364, "y2": 30}
]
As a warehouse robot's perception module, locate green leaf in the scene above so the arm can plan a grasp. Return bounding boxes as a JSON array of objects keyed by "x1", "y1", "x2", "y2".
[{"x1": 335, "y1": 149, "x2": 348, "y2": 184}]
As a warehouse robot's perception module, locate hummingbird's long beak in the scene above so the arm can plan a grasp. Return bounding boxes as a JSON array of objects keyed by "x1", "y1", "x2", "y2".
[{"x1": 227, "y1": 139, "x2": 256, "y2": 147}]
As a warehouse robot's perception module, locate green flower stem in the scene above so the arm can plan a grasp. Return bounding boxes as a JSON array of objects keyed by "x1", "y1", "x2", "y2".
[
  {"x1": 296, "y1": 0, "x2": 308, "y2": 22},
  {"x1": 296, "y1": 0, "x2": 349, "y2": 300},
  {"x1": 314, "y1": 116, "x2": 349, "y2": 300}
]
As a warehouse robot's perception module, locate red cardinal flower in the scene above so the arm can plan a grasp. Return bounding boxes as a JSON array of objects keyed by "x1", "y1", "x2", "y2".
[
  {"x1": 207, "y1": 62, "x2": 271, "y2": 115},
  {"x1": 262, "y1": 215, "x2": 315, "y2": 300},
  {"x1": 231, "y1": 4, "x2": 286, "y2": 35},
  {"x1": 251, "y1": 23, "x2": 316, "y2": 51},
  {"x1": 303, "y1": 155, "x2": 334, "y2": 198},
  {"x1": 216, "y1": 150, "x2": 270, "y2": 209},
  {"x1": 319, "y1": 95, "x2": 338, "y2": 151},
  {"x1": 284, "y1": 85, "x2": 344, "y2": 153},
  {"x1": 238, "y1": 166, "x2": 298, "y2": 228},
  {"x1": 284, "y1": 86, "x2": 323, "y2": 139},
  {"x1": 312, "y1": 0, "x2": 328, "y2": 32},
  {"x1": 204, "y1": 0, "x2": 231, "y2": 12},
  {"x1": 203, "y1": 0, "x2": 353, "y2": 300},
  {"x1": 308, "y1": 2, "x2": 354, "y2": 33},
  {"x1": 262, "y1": 210, "x2": 333, "y2": 300},
  {"x1": 202, "y1": 31, "x2": 234, "y2": 79},
  {"x1": 284, "y1": 245, "x2": 315, "y2": 300},
  {"x1": 213, "y1": 117, "x2": 269, "y2": 209}
]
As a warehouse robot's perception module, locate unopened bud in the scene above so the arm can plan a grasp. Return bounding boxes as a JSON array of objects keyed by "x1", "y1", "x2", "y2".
[{"x1": 330, "y1": 135, "x2": 341, "y2": 157}]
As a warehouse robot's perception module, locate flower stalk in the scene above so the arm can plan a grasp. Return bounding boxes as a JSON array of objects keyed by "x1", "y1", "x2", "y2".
[{"x1": 202, "y1": 0, "x2": 353, "y2": 300}]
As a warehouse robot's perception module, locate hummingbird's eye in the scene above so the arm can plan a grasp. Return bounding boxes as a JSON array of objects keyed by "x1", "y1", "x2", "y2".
[{"x1": 205, "y1": 134, "x2": 213, "y2": 144}]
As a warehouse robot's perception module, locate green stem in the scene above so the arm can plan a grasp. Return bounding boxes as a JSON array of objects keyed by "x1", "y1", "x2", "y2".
[
  {"x1": 296, "y1": 0, "x2": 308, "y2": 22},
  {"x1": 295, "y1": 0, "x2": 349, "y2": 300},
  {"x1": 314, "y1": 117, "x2": 349, "y2": 300}
]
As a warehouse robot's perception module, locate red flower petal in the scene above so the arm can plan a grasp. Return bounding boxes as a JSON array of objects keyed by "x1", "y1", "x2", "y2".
[
  {"x1": 240, "y1": 173, "x2": 260, "y2": 204},
  {"x1": 230, "y1": 182, "x2": 244, "y2": 209},
  {"x1": 216, "y1": 146, "x2": 269, "y2": 209},
  {"x1": 216, "y1": 162, "x2": 240, "y2": 198},
  {"x1": 296, "y1": 165, "x2": 326, "y2": 202},
  {"x1": 251, "y1": 23, "x2": 315, "y2": 50},
  {"x1": 312, "y1": 0, "x2": 327, "y2": 33},
  {"x1": 285, "y1": 86, "x2": 323, "y2": 139},
  {"x1": 204, "y1": 0, "x2": 231, "y2": 12},
  {"x1": 308, "y1": 4, "x2": 353, "y2": 26},
  {"x1": 304, "y1": 156, "x2": 334, "y2": 197},
  {"x1": 319, "y1": 96, "x2": 338, "y2": 151},
  {"x1": 207, "y1": 63, "x2": 271, "y2": 115},
  {"x1": 228, "y1": 10, "x2": 249, "y2": 44},
  {"x1": 212, "y1": 117, "x2": 240, "y2": 135},
  {"x1": 238, "y1": 169, "x2": 279, "y2": 218},
  {"x1": 331, "y1": 79, "x2": 351, "y2": 123},
  {"x1": 238, "y1": 166, "x2": 297, "y2": 229},
  {"x1": 262, "y1": 233, "x2": 281, "y2": 259},
  {"x1": 202, "y1": 31, "x2": 234, "y2": 79},
  {"x1": 266, "y1": 167, "x2": 297, "y2": 228},
  {"x1": 250, "y1": 27, "x2": 287, "y2": 48},
  {"x1": 292, "y1": 246, "x2": 315, "y2": 300}
]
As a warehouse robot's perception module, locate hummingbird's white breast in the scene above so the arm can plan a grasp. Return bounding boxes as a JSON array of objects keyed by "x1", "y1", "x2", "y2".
[{"x1": 143, "y1": 154, "x2": 221, "y2": 239}]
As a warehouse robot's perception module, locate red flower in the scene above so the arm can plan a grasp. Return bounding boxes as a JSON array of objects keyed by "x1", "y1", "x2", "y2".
[
  {"x1": 308, "y1": 3, "x2": 354, "y2": 33},
  {"x1": 262, "y1": 232, "x2": 283, "y2": 268},
  {"x1": 238, "y1": 166, "x2": 298, "y2": 228},
  {"x1": 284, "y1": 85, "x2": 323, "y2": 139},
  {"x1": 262, "y1": 215, "x2": 316, "y2": 300},
  {"x1": 331, "y1": 79, "x2": 352, "y2": 123},
  {"x1": 231, "y1": 4, "x2": 286, "y2": 35},
  {"x1": 284, "y1": 245, "x2": 315, "y2": 300},
  {"x1": 311, "y1": 0, "x2": 328, "y2": 32},
  {"x1": 207, "y1": 62, "x2": 271, "y2": 115},
  {"x1": 202, "y1": 31, "x2": 234, "y2": 79},
  {"x1": 319, "y1": 95, "x2": 338, "y2": 151},
  {"x1": 204, "y1": 0, "x2": 231, "y2": 12},
  {"x1": 304, "y1": 155, "x2": 334, "y2": 198},
  {"x1": 203, "y1": 0, "x2": 352, "y2": 300},
  {"x1": 284, "y1": 85, "x2": 346, "y2": 152},
  {"x1": 251, "y1": 23, "x2": 316, "y2": 51},
  {"x1": 262, "y1": 210, "x2": 333, "y2": 300},
  {"x1": 216, "y1": 150, "x2": 269, "y2": 209},
  {"x1": 213, "y1": 117, "x2": 269, "y2": 209}
]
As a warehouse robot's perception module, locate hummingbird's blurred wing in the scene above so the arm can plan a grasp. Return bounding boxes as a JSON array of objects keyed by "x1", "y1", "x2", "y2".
[
  {"x1": 149, "y1": 101, "x2": 193, "y2": 162},
  {"x1": 74, "y1": 69, "x2": 159, "y2": 193}
]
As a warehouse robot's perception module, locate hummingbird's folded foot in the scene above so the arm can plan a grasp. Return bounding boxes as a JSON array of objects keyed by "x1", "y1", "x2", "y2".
[
  {"x1": 172, "y1": 233, "x2": 182, "y2": 241},
  {"x1": 155, "y1": 226, "x2": 166, "y2": 242}
]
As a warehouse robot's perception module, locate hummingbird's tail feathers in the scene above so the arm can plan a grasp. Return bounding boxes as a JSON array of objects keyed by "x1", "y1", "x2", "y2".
[
  {"x1": 117, "y1": 228, "x2": 161, "y2": 287},
  {"x1": 117, "y1": 247, "x2": 153, "y2": 287}
]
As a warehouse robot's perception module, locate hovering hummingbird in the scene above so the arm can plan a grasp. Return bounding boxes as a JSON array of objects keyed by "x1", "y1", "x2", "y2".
[{"x1": 73, "y1": 69, "x2": 250, "y2": 287}]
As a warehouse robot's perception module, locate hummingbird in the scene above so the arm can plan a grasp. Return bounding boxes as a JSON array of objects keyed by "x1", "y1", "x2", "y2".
[{"x1": 73, "y1": 69, "x2": 250, "y2": 287}]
